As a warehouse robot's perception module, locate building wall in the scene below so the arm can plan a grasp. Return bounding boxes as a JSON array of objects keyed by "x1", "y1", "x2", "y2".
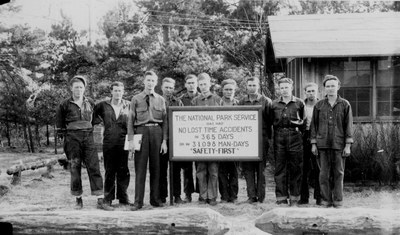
[{"x1": 287, "y1": 56, "x2": 400, "y2": 122}]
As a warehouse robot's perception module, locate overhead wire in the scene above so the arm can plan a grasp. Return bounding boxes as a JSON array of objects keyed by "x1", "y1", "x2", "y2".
[
  {"x1": 1, "y1": 5, "x2": 269, "y2": 33},
  {"x1": 141, "y1": 14, "x2": 267, "y2": 29},
  {"x1": 116, "y1": 20, "x2": 263, "y2": 32},
  {"x1": 110, "y1": 12, "x2": 268, "y2": 32},
  {"x1": 142, "y1": 9, "x2": 268, "y2": 25}
]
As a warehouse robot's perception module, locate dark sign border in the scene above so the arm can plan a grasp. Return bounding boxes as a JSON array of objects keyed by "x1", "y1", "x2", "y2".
[{"x1": 168, "y1": 105, "x2": 263, "y2": 161}]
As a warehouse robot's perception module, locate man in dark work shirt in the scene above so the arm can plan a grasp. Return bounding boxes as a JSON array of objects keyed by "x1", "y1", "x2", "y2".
[
  {"x1": 271, "y1": 77, "x2": 305, "y2": 206},
  {"x1": 93, "y1": 81, "x2": 131, "y2": 210},
  {"x1": 56, "y1": 75, "x2": 104, "y2": 209}
]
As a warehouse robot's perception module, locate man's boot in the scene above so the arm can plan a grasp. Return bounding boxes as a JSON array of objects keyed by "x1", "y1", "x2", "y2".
[
  {"x1": 183, "y1": 194, "x2": 192, "y2": 203},
  {"x1": 75, "y1": 197, "x2": 83, "y2": 210},
  {"x1": 97, "y1": 198, "x2": 114, "y2": 211}
]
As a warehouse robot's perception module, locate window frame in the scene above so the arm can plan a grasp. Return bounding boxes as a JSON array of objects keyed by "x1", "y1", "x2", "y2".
[{"x1": 325, "y1": 57, "x2": 400, "y2": 122}]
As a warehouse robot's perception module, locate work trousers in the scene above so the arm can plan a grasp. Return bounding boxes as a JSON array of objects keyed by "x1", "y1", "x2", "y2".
[
  {"x1": 197, "y1": 162, "x2": 218, "y2": 200},
  {"x1": 318, "y1": 149, "x2": 345, "y2": 207},
  {"x1": 171, "y1": 162, "x2": 195, "y2": 197},
  {"x1": 274, "y1": 128, "x2": 303, "y2": 201},
  {"x1": 242, "y1": 160, "x2": 266, "y2": 202},
  {"x1": 182, "y1": 162, "x2": 196, "y2": 196},
  {"x1": 160, "y1": 152, "x2": 196, "y2": 199},
  {"x1": 159, "y1": 149, "x2": 169, "y2": 200},
  {"x1": 218, "y1": 162, "x2": 239, "y2": 201},
  {"x1": 300, "y1": 130, "x2": 321, "y2": 202},
  {"x1": 133, "y1": 125, "x2": 162, "y2": 206},
  {"x1": 103, "y1": 144, "x2": 130, "y2": 203},
  {"x1": 64, "y1": 130, "x2": 103, "y2": 196}
]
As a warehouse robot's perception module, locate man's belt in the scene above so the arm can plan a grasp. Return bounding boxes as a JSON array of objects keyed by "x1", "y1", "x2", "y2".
[
  {"x1": 276, "y1": 127, "x2": 299, "y2": 131},
  {"x1": 140, "y1": 123, "x2": 159, "y2": 127}
]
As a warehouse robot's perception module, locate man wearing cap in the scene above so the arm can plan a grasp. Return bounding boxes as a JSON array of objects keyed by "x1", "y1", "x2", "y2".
[
  {"x1": 56, "y1": 75, "x2": 104, "y2": 209},
  {"x1": 93, "y1": 81, "x2": 131, "y2": 210},
  {"x1": 127, "y1": 71, "x2": 168, "y2": 210}
]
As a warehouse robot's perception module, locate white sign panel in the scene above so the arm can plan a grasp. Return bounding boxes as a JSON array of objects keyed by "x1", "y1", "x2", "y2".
[{"x1": 169, "y1": 106, "x2": 262, "y2": 161}]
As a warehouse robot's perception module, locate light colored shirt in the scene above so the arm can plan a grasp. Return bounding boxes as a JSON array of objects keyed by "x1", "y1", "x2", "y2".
[
  {"x1": 127, "y1": 91, "x2": 168, "y2": 140},
  {"x1": 111, "y1": 103, "x2": 122, "y2": 120},
  {"x1": 305, "y1": 105, "x2": 314, "y2": 130}
]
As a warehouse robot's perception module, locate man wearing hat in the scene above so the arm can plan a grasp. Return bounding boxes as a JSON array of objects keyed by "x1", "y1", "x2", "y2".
[{"x1": 56, "y1": 75, "x2": 104, "y2": 209}]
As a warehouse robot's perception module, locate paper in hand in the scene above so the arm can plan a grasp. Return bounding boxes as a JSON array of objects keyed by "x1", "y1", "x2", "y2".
[{"x1": 124, "y1": 134, "x2": 142, "y2": 151}]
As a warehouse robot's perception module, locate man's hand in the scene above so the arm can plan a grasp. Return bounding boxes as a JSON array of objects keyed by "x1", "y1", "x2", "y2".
[
  {"x1": 127, "y1": 135, "x2": 135, "y2": 150},
  {"x1": 342, "y1": 144, "x2": 351, "y2": 157},
  {"x1": 129, "y1": 150, "x2": 134, "y2": 160},
  {"x1": 160, "y1": 140, "x2": 168, "y2": 154},
  {"x1": 311, "y1": 144, "x2": 318, "y2": 156}
]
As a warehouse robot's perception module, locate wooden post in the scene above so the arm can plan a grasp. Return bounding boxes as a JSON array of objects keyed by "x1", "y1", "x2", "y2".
[
  {"x1": 0, "y1": 185, "x2": 10, "y2": 197},
  {"x1": 11, "y1": 172, "x2": 21, "y2": 185},
  {"x1": 7, "y1": 156, "x2": 68, "y2": 184},
  {"x1": 41, "y1": 165, "x2": 54, "y2": 179},
  {"x1": 54, "y1": 127, "x2": 57, "y2": 154},
  {"x1": 169, "y1": 161, "x2": 174, "y2": 205}
]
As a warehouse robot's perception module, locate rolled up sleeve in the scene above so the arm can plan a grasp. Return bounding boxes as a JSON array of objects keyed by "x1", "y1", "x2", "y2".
[
  {"x1": 162, "y1": 100, "x2": 168, "y2": 140},
  {"x1": 127, "y1": 98, "x2": 136, "y2": 136}
]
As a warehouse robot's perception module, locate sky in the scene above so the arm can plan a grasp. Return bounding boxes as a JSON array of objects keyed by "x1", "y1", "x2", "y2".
[{"x1": 0, "y1": 0, "x2": 133, "y2": 36}]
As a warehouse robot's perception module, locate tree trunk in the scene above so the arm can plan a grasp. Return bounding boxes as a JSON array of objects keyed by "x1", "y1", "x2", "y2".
[
  {"x1": 27, "y1": 120, "x2": 35, "y2": 153},
  {"x1": 255, "y1": 207, "x2": 400, "y2": 234},
  {"x1": 6, "y1": 155, "x2": 67, "y2": 175},
  {"x1": 22, "y1": 123, "x2": 30, "y2": 152},
  {"x1": 46, "y1": 124, "x2": 49, "y2": 146},
  {"x1": 54, "y1": 125, "x2": 58, "y2": 154},
  {"x1": 35, "y1": 124, "x2": 41, "y2": 147},
  {"x1": 0, "y1": 208, "x2": 230, "y2": 234},
  {"x1": 5, "y1": 118, "x2": 11, "y2": 146},
  {"x1": 162, "y1": 25, "x2": 169, "y2": 44}
]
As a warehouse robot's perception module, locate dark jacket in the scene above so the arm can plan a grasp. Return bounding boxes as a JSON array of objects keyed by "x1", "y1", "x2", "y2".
[
  {"x1": 180, "y1": 92, "x2": 199, "y2": 106},
  {"x1": 271, "y1": 96, "x2": 305, "y2": 132},
  {"x1": 238, "y1": 93, "x2": 272, "y2": 139},
  {"x1": 164, "y1": 95, "x2": 184, "y2": 108},
  {"x1": 93, "y1": 99, "x2": 130, "y2": 146},
  {"x1": 56, "y1": 96, "x2": 95, "y2": 132},
  {"x1": 310, "y1": 95, "x2": 354, "y2": 150}
]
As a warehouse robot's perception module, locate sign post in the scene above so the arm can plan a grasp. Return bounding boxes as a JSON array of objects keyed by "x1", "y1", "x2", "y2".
[{"x1": 168, "y1": 106, "x2": 264, "y2": 204}]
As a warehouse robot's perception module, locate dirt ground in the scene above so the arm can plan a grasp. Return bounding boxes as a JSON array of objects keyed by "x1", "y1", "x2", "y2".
[{"x1": 1, "y1": 150, "x2": 400, "y2": 234}]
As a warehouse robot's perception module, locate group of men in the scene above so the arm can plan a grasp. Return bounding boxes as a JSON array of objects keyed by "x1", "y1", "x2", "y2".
[{"x1": 55, "y1": 71, "x2": 353, "y2": 211}]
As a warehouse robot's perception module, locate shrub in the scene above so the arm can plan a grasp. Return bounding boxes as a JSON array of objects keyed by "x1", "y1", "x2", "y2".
[{"x1": 346, "y1": 122, "x2": 400, "y2": 185}]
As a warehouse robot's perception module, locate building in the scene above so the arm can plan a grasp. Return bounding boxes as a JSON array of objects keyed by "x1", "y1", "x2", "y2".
[{"x1": 268, "y1": 12, "x2": 400, "y2": 121}]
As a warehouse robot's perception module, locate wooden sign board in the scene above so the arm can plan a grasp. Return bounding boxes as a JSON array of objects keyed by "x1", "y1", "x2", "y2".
[{"x1": 168, "y1": 105, "x2": 263, "y2": 161}]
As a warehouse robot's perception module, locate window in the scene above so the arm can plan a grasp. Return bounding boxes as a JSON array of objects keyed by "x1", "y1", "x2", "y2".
[
  {"x1": 325, "y1": 57, "x2": 400, "y2": 120},
  {"x1": 330, "y1": 60, "x2": 372, "y2": 117},
  {"x1": 376, "y1": 58, "x2": 400, "y2": 117}
]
